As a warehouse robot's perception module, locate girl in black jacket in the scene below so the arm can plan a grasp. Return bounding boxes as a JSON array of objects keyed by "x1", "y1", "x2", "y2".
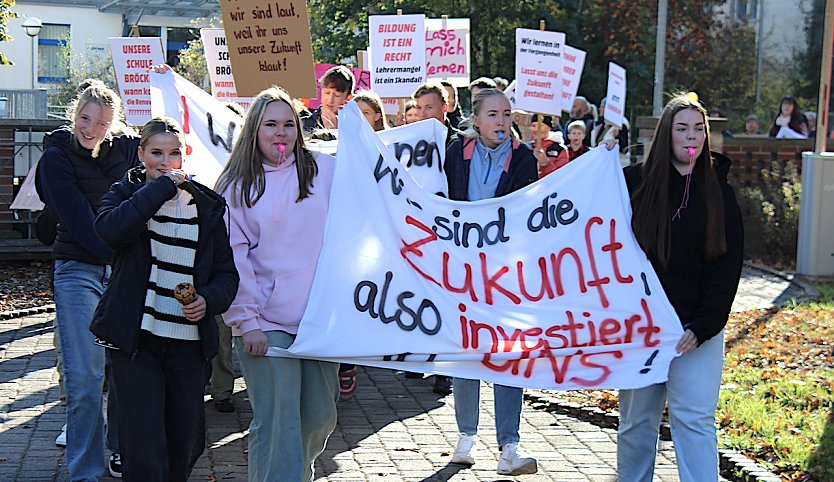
[
  {"x1": 617, "y1": 93, "x2": 743, "y2": 482},
  {"x1": 91, "y1": 117, "x2": 238, "y2": 481},
  {"x1": 34, "y1": 80, "x2": 139, "y2": 479}
]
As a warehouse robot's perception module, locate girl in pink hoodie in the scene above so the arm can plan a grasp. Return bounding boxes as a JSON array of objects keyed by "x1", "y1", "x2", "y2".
[{"x1": 216, "y1": 87, "x2": 338, "y2": 482}]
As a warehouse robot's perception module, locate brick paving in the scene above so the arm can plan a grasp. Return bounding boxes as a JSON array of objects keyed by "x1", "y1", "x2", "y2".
[{"x1": 0, "y1": 264, "x2": 799, "y2": 480}]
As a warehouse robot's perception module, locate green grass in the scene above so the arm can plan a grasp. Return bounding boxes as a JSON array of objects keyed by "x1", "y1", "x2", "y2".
[{"x1": 719, "y1": 283, "x2": 834, "y2": 480}]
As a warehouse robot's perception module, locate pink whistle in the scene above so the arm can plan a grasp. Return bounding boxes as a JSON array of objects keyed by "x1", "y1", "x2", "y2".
[
  {"x1": 687, "y1": 147, "x2": 696, "y2": 157},
  {"x1": 278, "y1": 144, "x2": 286, "y2": 154}
]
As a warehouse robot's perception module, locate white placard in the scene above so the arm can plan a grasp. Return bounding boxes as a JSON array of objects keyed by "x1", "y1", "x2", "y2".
[
  {"x1": 561, "y1": 46, "x2": 586, "y2": 114},
  {"x1": 267, "y1": 101, "x2": 685, "y2": 391},
  {"x1": 200, "y1": 29, "x2": 253, "y2": 110},
  {"x1": 108, "y1": 37, "x2": 166, "y2": 126},
  {"x1": 514, "y1": 29, "x2": 565, "y2": 115},
  {"x1": 425, "y1": 18, "x2": 470, "y2": 87},
  {"x1": 505, "y1": 79, "x2": 518, "y2": 110},
  {"x1": 605, "y1": 62, "x2": 627, "y2": 128},
  {"x1": 369, "y1": 14, "x2": 427, "y2": 98}
]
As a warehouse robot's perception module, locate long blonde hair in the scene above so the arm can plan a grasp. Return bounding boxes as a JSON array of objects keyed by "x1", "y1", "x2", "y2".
[
  {"x1": 463, "y1": 88, "x2": 509, "y2": 139},
  {"x1": 215, "y1": 87, "x2": 318, "y2": 208},
  {"x1": 69, "y1": 80, "x2": 125, "y2": 157}
]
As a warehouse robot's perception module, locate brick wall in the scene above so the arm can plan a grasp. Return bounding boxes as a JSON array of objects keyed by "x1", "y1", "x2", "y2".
[
  {"x1": 0, "y1": 129, "x2": 14, "y2": 225},
  {"x1": 635, "y1": 116, "x2": 834, "y2": 187}
]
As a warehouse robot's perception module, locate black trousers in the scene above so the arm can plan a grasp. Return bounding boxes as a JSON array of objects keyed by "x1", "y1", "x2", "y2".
[{"x1": 108, "y1": 331, "x2": 210, "y2": 482}]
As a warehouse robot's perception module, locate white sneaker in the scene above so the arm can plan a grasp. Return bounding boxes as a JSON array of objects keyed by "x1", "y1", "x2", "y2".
[
  {"x1": 450, "y1": 433, "x2": 476, "y2": 466},
  {"x1": 497, "y1": 442, "x2": 538, "y2": 475},
  {"x1": 55, "y1": 424, "x2": 66, "y2": 447}
]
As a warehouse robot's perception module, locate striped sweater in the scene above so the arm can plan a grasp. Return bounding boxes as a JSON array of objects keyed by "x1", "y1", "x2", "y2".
[{"x1": 140, "y1": 190, "x2": 201, "y2": 340}]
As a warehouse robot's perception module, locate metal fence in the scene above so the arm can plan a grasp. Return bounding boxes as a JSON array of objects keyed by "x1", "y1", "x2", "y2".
[{"x1": 0, "y1": 89, "x2": 49, "y2": 120}]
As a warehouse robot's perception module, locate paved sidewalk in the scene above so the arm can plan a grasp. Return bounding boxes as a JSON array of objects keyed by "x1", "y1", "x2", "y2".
[{"x1": 0, "y1": 265, "x2": 801, "y2": 481}]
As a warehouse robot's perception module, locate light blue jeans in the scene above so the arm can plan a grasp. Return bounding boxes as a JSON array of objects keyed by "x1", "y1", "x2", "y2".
[
  {"x1": 235, "y1": 330, "x2": 338, "y2": 482},
  {"x1": 54, "y1": 260, "x2": 112, "y2": 481},
  {"x1": 452, "y1": 378, "x2": 523, "y2": 448},
  {"x1": 617, "y1": 330, "x2": 725, "y2": 482}
]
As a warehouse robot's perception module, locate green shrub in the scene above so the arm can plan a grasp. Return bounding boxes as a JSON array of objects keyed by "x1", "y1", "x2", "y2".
[{"x1": 734, "y1": 161, "x2": 801, "y2": 266}]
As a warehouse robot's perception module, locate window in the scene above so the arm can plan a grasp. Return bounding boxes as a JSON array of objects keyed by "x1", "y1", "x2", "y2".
[
  {"x1": 165, "y1": 27, "x2": 198, "y2": 67},
  {"x1": 37, "y1": 23, "x2": 70, "y2": 83},
  {"x1": 734, "y1": 0, "x2": 758, "y2": 21}
]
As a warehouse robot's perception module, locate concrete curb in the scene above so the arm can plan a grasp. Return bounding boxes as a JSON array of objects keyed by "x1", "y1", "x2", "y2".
[
  {"x1": 0, "y1": 303, "x2": 55, "y2": 320},
  {"x1": 525, "y1": 390, "x2": 784, "y2": 482},
  {"x1": 744, "y1": 261, "x2": 820, "y2": 304}
]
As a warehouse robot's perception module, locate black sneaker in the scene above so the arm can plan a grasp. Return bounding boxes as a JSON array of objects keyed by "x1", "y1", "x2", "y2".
[
  {"x1": 214, "y1": 398, "x2": 235, "y2": 413},
  {"x1": 109, "y1": 452, "x2": 122, "y2": 478},
  {"x1": 433, "y1": 375, "x2": 452, "y2": 395}
]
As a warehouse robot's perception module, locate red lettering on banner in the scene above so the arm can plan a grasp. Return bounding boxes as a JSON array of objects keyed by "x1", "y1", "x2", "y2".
[{"x1": 179, "y1": 96, "x2": 194, "y2": 155}]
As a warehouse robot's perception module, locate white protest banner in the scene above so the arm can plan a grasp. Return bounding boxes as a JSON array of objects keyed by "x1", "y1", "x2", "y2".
[
  {"x1": 271, "y1": 102, "x2": 684, "y2": 391},
  {"x1": 150, "y1": 71, "x2": 243, "y2": 188},
  {"x1": 561, "y1": 46, "x2": 586, "y2": 114},
  {"x1": 369, "y1": 14, "x2": 427, "y2": 98},
  {"x1": 9, "y1": 163, "x2": 44, "y2": 211},
  {"x1": 605, "y1": 62, "x2": 627, "y2": 128},
  {"x1": 109, "y1": 37, "x2": 165, "y2": 126},
  {"x1": 514, "y1": 29, "x2": 564, "y2": 115},
  {"x1": 311, "y1": 113, "x2": 449, "y2": 197},
  {"x1": 200, "y1": 29, "x2": 253, "y2": 110},
  {"x1": 425, "y1": 18, "x2": 470, "y2": 87}
]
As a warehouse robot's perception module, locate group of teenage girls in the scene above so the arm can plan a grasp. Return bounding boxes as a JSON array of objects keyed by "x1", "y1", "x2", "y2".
[{"x1": 37, "y1": 62, "x2": 741, "y2": 482}]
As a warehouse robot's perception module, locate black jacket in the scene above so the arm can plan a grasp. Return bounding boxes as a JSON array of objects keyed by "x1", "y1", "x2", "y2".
[
  {"x1": 35, "y1": 126, "x2": 140, "y2": 264},
  {"x1": 90, "y1": 168, "x2": 239, "y2": 359},
  {"x1": 445, "y1": 136, "x2": 538, "y2": 201},
  {"x1": 623, "y1": 152, "x2": 744, "y2": 345}
]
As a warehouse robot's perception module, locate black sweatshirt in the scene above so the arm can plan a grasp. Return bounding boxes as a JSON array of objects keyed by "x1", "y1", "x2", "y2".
[{"x1": 623, "y1": 152, "x2": 744, "y2": 345}]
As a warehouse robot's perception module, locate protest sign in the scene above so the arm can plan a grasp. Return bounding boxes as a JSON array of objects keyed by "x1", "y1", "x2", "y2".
[
  {"x1": 108, "y1": 37, "x2": 165, "y2": 126},
  {"x1": 149, "y1": 71, "x2": 244, "y2": 188},
  {"x1": 218, "y1": 0, "x2": 316, "y2": 98},
  {"x1": 561, "y1": 46, "x2": 586, "y2": 114},
  {"x1": 369, "y1": 14, "x2": 427, "y2": 98},
  {"x1": 270, "y1": 102, "x2": 684, "y2": 391},
  {"x1": 605, "y1": 62, "x2": 627, "y2": 128},
  {"x1": 514, "y1": 29, "x2": 565, "y2": 115},
  {"x1": 505, "y1": 79, "x2": 517, "y2": 110},
  {"x1": 425, "y1": 18, "x2": 470, "y2": 87},
  {"x1": 200, "y1": 29, "x2": 253, "y2": 110}
]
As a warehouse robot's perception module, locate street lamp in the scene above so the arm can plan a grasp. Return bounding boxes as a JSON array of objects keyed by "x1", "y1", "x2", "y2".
[{"x1": 22, "y1": 17, "x2": 42, "y2": 90}]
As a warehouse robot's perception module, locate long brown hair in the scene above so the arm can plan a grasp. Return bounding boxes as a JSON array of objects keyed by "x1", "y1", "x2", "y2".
[
  {"x1": 631, "y1": 93, "x2": 726, "y2": 266},
  {"x1": 215, "y1": 87, "x2": 318, "y2": 208}
]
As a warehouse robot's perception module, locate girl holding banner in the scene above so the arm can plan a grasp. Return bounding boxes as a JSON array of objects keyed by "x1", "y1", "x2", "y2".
[
  {"x1": 216, "y1": 87, "x2": 339, "y2": 482},
  {"x1": 443, "y1": 88, "x2": 540, "y2": 476},
  {"x1": 91, "y1": 117, "x2": 239, "y2": 481},
  {"x1": 617, "y1": 93, "x2": 744, "y2": 481}
]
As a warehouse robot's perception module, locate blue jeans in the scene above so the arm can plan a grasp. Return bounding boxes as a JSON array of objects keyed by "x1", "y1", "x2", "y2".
[
  {"x1": 54, "y1": 260, "x2": 112, "y2": 481},
  {"x1": 617, "y1": 330, "x2": 725, "y2": 482},
  {"x1": 452, "y1": 378, "x2": 523, "y2": 447},
  {"x1": 235, "y1": 331, "x2": 338, "y2": 482}
]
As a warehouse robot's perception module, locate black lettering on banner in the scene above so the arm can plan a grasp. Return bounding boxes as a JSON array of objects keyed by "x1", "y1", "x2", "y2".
[
  {"x1": 374, "y1": 155, "x2": 404, "y2": 195},
  {"x1": 393, "y1": 140, "x2": 442, "y2": 171},
  {"x1": 527, "y1": 192, "x2": 579, "y2": 232},
  {"x1": 206, "y1": 112, "x2": 237, "y2": 153},
  {"x1": 353, "y1": 271, "x2": 442, "y2": 335}
]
